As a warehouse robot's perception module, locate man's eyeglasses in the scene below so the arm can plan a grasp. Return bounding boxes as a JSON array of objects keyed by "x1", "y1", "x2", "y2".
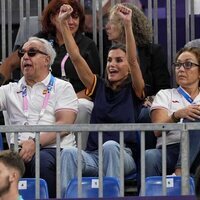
[
  {"x1": 172, "y1": 61, "x2": 200, "y2": 69},
  {"x1": 18, "y1": 48, "x2": 48, "y2": 58}
]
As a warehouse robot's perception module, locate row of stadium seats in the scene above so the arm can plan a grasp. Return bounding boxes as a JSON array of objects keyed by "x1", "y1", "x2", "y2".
[{"x1": 18, "y1": 176, "x2": 195, "y2": 199}]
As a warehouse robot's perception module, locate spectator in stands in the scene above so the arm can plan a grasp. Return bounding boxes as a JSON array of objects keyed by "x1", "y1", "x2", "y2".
[
  {"x1": 0, "y1": 0, "x2": 100, "y2": 126},
  {"x1": 58, "y1": 4, "x2": 144, "y2": 197},
  {"x1": 146, "y1": 47, "x2": 200, "y2": 177},
  {"x1": 0, "y1": 37, "x2": 78, "y2": 198},
  {"x1": 83, "y1": 0, "x2": 142, "y2": 32},
  {"x1": 174, "y1": 53, "x2": 200, "y2": 177},
  {"x1": 0, "y1": 150, "x2": 25, "y2": 200},
  {"x1": 105, "y1": 3, "x2": 171, "y2": 149}
]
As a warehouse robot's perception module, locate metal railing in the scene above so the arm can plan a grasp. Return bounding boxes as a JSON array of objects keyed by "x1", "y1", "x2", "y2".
[{"x1": 0, "y1": 122, "x2": 197, "y2": 198}]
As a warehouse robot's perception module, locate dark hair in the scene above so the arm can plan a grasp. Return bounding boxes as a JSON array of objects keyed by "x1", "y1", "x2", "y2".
[
  {"x1": 0, "y1": 150, "x2": 25, "y2": 177},
  {"x1": 41, "y1": 0, "x2": 85, "y2": 34},
  {"x1": 109, "y1": 43, "x2": 126, "y2": 53},
  {"x1": 175, "y1": 47, "x2": 200, "y2": 65}
]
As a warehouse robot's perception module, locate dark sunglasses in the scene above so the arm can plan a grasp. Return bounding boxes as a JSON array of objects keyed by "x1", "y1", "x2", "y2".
[
  {"x1": 18, "y1": 48, "x2": 48, "y2": 58},
  {"x1": 172, "y1": 61, "x2": 200, "y2": 69}
]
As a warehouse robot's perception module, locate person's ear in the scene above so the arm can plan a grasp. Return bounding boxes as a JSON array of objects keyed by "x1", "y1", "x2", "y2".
[
  {"x1": 45, "y1": 56, "x2": 51, "y2": 67},
  {"x1": 9, "y1": 171, "x2": 17, "y2": 182}
]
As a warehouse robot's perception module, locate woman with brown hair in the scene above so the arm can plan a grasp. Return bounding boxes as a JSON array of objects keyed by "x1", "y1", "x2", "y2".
[
  {"x1": 0, "y1": 0, "x2": 101, "y2": 159},
  {"x1": 147, "y1": 47, "x2": 200, "y2": 177},
  {"x1": 0, "y1": 0, "x2": 101, "y2": 127},
  {"x1": 0, "y1": 0, "x2": 100, "y2": 95},
  {"x1": 59, "y1": 3, "x2": 145, "y2": 197}
]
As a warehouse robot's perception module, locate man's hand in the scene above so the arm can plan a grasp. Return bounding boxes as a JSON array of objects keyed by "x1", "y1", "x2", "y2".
[{"x1": 19, "y1": 139, "x2": 35, "y2": 163}]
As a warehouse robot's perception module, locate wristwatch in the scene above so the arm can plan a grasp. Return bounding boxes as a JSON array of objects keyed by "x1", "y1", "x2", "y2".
[{"x1": 171, "y1": 112, "x2": 180, "y2": 123}]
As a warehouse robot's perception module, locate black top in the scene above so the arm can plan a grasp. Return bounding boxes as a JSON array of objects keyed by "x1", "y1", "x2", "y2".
[
  {"x1": 34, "y1": 31, "x2": 101, "y2": 92},
  {"x1": 86, "y1": 76, "x2": 141, "y2": 158},
  {"x1": 138, "y1": 43, "x2": 171, "y2": 96}
]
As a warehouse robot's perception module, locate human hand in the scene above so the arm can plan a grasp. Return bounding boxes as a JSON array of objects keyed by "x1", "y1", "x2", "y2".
[
  {"x1": 143, "y1": 96, "x2": 155, "y2": 107},
  {"x1": 175, "y1": 104, "x2": 200, "y2": 121},
  {"x1": 58, "y1": 4, "x2": 73, "y2": 23},
  {"x1": 19, "y1": 140, "x2": 35, "y2": 163},
  {"x1": 115, "y1": 4, "x2": 132, "y2": 25}
]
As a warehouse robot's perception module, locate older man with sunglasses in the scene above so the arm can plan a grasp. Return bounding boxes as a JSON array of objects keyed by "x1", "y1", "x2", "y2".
[{"x1": 0, "y1": 36, "x2": 78, "y2": 198}]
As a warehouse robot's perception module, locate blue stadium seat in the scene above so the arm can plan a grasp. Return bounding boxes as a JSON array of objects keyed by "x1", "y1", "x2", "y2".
[
  {"x1": 64, "y1": 177, "x2": 120, "y2": 198},
  {"x1": 0, "y1": 133, "x2": 3, "y2": 150},
  {"x1": 144, "y1": 176, "x2": 195, "y2": 196},
  {"x1": 18, "y1": 178, "x2": 49, "y2": 199}
]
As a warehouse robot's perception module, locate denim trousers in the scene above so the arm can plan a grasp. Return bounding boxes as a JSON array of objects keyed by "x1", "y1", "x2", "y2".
[
  {"x1": 176, "y1": 119, "x2": 200, "y2": 174},
  {"x1": 60, "y1": 140, "x2": 136, "y2": 197},
  {"x1": 145, "y1": 143, "x2": 180, "y2": 177}
]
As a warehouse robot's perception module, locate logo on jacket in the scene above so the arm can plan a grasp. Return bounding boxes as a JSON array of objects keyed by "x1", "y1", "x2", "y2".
[{"x1": 172, "y1": 100, "x2": 179, "y2": 103}]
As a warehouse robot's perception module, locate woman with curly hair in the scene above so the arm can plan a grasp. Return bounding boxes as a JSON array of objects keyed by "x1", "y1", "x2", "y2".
[
  {"x1": 106, "y1": 3, "x2": 170, "y2": 97},
  {"x1": 105, "y1": 3, "x2": 171, "y2": 149}
]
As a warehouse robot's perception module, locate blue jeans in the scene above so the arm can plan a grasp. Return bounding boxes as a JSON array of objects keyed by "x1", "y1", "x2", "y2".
[
  {"x1": 60, "y1": 140, "x2": 136, "y2": 197},
  {"x1": 145, "y1": 143, "x2": 180, "y2": 177},
  {"x1": 176, "y1": 119, "x2": 200, "y2": 174},
  {"x1": 24, "y1": 148, "x2": 57, "y2": 198}
]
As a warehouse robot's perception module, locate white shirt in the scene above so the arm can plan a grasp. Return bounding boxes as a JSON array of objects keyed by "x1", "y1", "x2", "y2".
[
  {"x1": 1, "y1": 73, "x2": 78, "y2": 148},
  {"x1": 151, "y1": 88, "x2": 200, "y2": 148}
]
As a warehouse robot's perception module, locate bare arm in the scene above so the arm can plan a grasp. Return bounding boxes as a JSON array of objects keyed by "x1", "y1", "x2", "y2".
[
  {"x1": 19, "y1": 109, "x2": 77, "y2": 162},
  {"x1": 76, "y1": 89, "x2": 91, "y2": 100},
  {"x1": 0, "y1": 51, "x2": 20, "y2": 85},
  {"x1": 151, "y1": 109, "x2": 174, "y2": 137},
  {"x1": 58, "y1": 4, "x2": 95, "y2": 91},
  {"x1": 151, "y1": 104, "x2": 200, "y2": 137},
  {"x1": 116, "y1": 5, "x2": 145, "y2": 98},
  {"x1": 39, "y1": 109, "x2": 77, "y2": 146}
]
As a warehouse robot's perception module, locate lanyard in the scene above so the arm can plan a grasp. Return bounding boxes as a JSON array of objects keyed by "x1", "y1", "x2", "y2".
[
  {"x1": 177, "y1": 86, "x2": 194, "y2": 104},
  {"x1": 61, "y1": 53, "x2": 69, "y2": 78},
  {"x1": 22, "y1": 75, "x2": 55, "y2": 124}
]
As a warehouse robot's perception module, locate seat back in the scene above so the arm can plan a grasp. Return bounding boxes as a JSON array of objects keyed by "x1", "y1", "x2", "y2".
[
  {"x1": 144, "y1": 176, "x2": 195, "y2": 196},
  {"x1": 64, "y1": 177, "x2": 120, "y2": 198},
  {"x1": 14, "y1": 16, "x2": 41, "y2": 49},
  {"x1": 18, "y1": 178, "x2": 49, "y2": 199}
]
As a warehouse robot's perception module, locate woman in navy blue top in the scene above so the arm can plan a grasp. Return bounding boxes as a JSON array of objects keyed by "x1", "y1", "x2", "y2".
[{"x1": 59, "y1": 4, "x2": 145, "y2": 197}]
